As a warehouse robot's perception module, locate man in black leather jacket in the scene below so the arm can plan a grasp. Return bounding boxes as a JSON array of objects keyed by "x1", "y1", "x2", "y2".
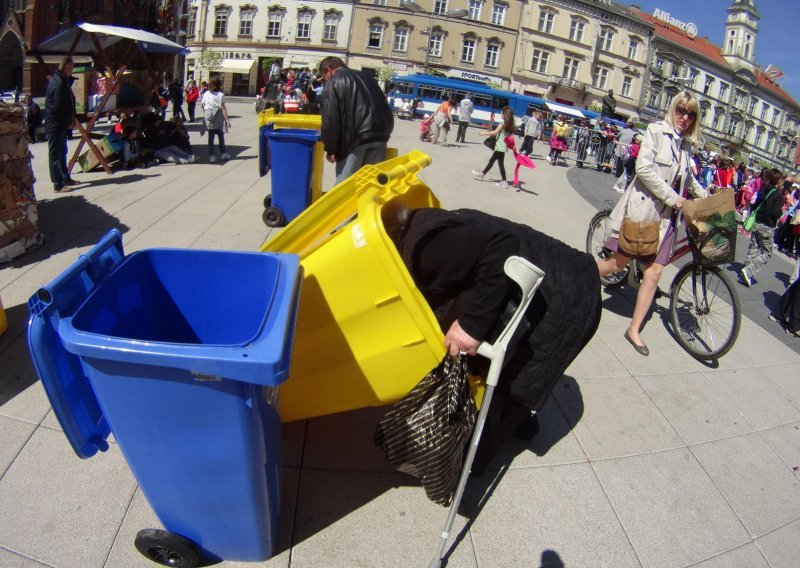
[
  {"x1": 45, "y1": 56, "x2": 78, "y2": 192},
  {"x1": 318, "y1": 57, "x2": 393, "y2": 184}
]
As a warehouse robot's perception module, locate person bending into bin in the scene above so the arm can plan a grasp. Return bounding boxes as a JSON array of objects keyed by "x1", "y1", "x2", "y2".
[
  {"x1": 319, "y1": 56, "x2": 394, "y2": 185},
  {"x1": 383, "y1": 201, "x2": 602, "y2": 474}
]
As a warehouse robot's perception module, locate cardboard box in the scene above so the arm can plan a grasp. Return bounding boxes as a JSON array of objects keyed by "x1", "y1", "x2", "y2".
[
  {"x1": 71, "y1": 71, "x2": 96, "y2": 114},
  {"x1": 77, "y1": 135, "x2": 122, "y2": 172},
  {"x1": 0, "y1": 133, "x2": 29, "y2": 161},
  {"x1": 90, "y1": 94, "x2": 117, "y2": 113},
  {"x1": 0, "y1": 201, "x2": 38, "y2": 244}
]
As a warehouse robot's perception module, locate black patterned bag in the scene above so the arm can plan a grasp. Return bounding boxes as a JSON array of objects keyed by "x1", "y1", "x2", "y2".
[{"x1": 374, "y1": 354, "x2": 477, "y2": 506}]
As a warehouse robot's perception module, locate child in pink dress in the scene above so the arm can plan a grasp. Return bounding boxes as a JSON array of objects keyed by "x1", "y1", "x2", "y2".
[
  {"x1": 419, "y1": 116, "x2": 433, "y2": 142},
  {"x1": 503, "y1": 135, "x2": 536, "y2": 189}
]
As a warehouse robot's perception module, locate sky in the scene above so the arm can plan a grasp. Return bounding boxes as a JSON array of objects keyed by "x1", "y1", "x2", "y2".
[{"x1": 622, "y1": 0, "x2": 800, "y2": 103}]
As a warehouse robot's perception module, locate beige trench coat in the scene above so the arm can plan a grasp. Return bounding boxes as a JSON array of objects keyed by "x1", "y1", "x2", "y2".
[{"x1": 610, "y1": 120, "x2": 707, "y2": 247}]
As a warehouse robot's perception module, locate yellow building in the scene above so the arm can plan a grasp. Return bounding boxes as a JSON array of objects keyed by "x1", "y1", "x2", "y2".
[
  {"x1": 347, "y1": 0, "x2": 521, "y2": 89},
  {"x1": 511, "y1": 0, "x2": 653, "y2": 121}
]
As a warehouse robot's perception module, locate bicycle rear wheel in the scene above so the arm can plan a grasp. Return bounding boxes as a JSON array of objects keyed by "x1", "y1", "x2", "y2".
[
  {"x1": 586, "y1": 209, "x2": 629, "y2": 288},
  {"x1": 669, "y1": 264, "x2": 741, "y2": 360}
]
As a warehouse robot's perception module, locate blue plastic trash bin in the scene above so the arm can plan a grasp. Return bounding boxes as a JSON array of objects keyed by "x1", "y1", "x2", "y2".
[
  {"x1": 258, "y1": 124, "x2": 271, "y2": 177},
  {"x1": 263, "y1": 127, "x2": 319, "y2": 226},
  {"x1": 27, "y1": 229, "x2": 302, "y2": 565}
]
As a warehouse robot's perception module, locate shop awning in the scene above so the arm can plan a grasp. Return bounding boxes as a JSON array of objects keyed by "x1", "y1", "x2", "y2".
[
  {"x1": 545, "y1": 102, "x2": 585, "y2": 119},
  {"x1": 219, "y1": 59, "x2": 256, "y2": 74}
]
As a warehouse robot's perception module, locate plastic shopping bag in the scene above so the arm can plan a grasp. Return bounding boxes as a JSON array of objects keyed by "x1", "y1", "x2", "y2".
[{"x1": 375, "y1": 353, "x2": 476, "y2": 506}]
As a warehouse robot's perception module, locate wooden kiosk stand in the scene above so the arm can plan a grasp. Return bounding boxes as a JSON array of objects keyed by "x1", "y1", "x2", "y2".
[{"x1": 29, "y1": 23, "x2": 188, "y2": 175}]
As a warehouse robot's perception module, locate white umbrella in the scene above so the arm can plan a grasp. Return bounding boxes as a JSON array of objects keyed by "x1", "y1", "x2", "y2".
[{"x1": 33, "y1": 22, "x2": 188, "y2": 55}]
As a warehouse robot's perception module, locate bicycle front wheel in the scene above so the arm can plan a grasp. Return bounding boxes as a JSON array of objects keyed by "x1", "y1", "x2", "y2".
[
  {"x1": 669, "y1": 264, "x2": 741, "y2": 360},
  {"x1": 586, "y1": 209, "x2": 629, "y2": 288}
]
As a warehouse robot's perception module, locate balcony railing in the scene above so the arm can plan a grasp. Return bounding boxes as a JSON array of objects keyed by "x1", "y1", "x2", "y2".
[{"x1": 548, "y1": 75, "x2": 585, "y2": 91}]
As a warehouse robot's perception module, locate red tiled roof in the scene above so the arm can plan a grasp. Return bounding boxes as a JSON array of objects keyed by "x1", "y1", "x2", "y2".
[
  {"x1": 631, "y1": 8, "x2": 799, "y2": 110},
  {"x1": 753, "y1": 67, "x2": 798, "y2": 108},
  {"x1": 632, "y1": 9, "x2": 729, "y2": 67}
]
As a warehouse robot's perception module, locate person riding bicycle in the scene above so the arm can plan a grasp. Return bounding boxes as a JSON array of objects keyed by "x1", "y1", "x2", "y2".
[{"x1": 596, "y1": 90, "x2": 707, "y2": 356}]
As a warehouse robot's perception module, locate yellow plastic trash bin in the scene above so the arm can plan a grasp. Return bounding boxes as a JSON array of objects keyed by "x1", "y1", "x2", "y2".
[{"x1": 261, "y1": 150, "x2": 455, "y2": 422}]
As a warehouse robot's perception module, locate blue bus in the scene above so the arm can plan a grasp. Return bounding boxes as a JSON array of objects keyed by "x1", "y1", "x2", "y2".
[{"x1": 390, "y1": 74, "x2": 618, "y2": 128}]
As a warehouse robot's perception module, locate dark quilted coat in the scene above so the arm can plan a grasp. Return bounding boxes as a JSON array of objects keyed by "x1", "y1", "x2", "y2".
[{"x1": 400, "y1": 208, "x2": 602, "y2": 410}]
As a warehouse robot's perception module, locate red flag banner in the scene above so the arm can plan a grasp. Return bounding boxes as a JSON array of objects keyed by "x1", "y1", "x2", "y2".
[{"x1": 765, "y1": 64, "x2": 785, "y2": 80}]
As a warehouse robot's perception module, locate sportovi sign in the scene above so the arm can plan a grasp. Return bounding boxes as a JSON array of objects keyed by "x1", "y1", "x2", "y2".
[
  {"x1": 653, "y1": 8, "x2": 698, "y2": 38},
  {"x1": 447, "y1": 69, "x2": 501, "y2": 84}
]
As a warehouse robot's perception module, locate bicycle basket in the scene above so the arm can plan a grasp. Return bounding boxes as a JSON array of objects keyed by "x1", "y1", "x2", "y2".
[{"x1": 687, "y1": 225, "x2": 737, "y2": 266}]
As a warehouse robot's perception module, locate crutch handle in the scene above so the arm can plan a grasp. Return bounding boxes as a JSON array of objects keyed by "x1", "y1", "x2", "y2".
[{"x1": 477, "y1": 256, "x2": 545, "y2": 388}]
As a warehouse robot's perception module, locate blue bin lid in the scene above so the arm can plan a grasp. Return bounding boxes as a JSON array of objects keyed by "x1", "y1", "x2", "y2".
[
  {"x1": 264, "y1": 128, "x2": 320, "y2": 142},
  {"x1": 57, "y1": 247, "x2": 302, "y2": 386},
  {"x1": 27, "y1": 229, "x2": 125, "y2": 458}
]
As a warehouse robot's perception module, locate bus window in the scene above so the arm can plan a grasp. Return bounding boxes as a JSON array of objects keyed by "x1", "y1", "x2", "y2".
[
  {"x1": 473, "y1": 94, "x2": 491, "y2": 108},
  {"x1": 419, "y1": 86, "x2": 439, "y2": 100},
  {"x1": 395, "y1": 82, "x2": 414, "y2": 95},
  {"x1": 526, "y1": 103, "x2": 544, "y2": 115},
  {"x1": 491, "y1": 96, "x2": 510, "y2": 109},
  {"x1": 452, "y1": 89, "x2": 468, "y2": 103}
]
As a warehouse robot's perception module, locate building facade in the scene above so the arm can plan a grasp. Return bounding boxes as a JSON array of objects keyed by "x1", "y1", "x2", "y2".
[
  {"x1": 511, "y1": 0, "x2": 653, "y2": 121},
  {"x1": 633, "y1": 2, "x2": 799, "y2": 170},
  {"x1": 3, "y1": 0, "x2": 796, "y2": 169},
  {"x1": 185, "y1": 0, "x2": 353, "y2": 95},
  {"x1": 347, "y1": 0, "x2": 521, "y2": 88}
]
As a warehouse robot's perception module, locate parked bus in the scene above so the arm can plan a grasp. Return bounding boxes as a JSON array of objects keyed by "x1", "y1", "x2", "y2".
[{"x1": 389, "y1": 74, "x2": 620, "y2": 128}]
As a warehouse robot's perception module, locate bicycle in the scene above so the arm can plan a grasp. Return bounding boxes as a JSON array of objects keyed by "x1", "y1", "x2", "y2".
[{"x1": 586, "y1": 203, "x2": 742, "y2": 360}]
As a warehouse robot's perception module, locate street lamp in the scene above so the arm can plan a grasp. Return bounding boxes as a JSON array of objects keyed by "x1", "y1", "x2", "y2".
[{"x1": 400, "y1": 0, "x2": 468, "y2": 74}]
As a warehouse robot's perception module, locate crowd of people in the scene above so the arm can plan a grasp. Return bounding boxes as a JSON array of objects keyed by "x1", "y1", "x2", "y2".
[
  {"x1": 35, "y1": 59, "x2": 237, "y2": 190},
  {"x1": 691, "y1": 149, "x2": 800, "y2": 272},
  {"x1": 256, "y1": 64, "x2": 323, "y2": 115},
  {"x1": 114, "y1": 76, "x2": 232, "y2": 169}
]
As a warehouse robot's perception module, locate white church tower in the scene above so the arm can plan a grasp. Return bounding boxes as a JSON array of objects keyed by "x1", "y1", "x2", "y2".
[{"x1": 721, "y1": 0, "x2": 760, "y2": 73}]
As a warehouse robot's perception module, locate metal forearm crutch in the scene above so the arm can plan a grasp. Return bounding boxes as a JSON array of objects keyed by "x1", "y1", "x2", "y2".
[{"x1": 428, "y1": 256, "x2": 545, "y2": 568}]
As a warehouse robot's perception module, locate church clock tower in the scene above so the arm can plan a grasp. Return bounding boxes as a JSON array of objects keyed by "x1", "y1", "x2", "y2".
[{"x1": 721, "y1": 0, "x2": 760, "y2": 73}]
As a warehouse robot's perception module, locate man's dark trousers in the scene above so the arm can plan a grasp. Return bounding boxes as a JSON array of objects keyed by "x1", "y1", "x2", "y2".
[
  {"x1": 456, "y1": 121, "x2": 469, "y2": 143},
  {"x1": 47, "y1": 129, "x2": 69, "y2": 188}
]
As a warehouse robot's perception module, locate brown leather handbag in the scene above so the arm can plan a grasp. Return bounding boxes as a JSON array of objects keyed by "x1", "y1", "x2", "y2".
[{"x1": 619, "y1": 219, "x2": 659, "y2": 256}]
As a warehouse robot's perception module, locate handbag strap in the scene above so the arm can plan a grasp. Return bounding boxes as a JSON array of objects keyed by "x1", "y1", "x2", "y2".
[{"x1": 751, "y1": 187, "x2": 777, "y2": 215}]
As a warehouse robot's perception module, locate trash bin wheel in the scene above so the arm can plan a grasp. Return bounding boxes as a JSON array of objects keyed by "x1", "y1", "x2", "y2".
[
  {"x1": 135, "y1": 528, "x2": 200, "y2": 568},
  {"x1": 263, "y1": 194, "x2": 272, "y2": 209},
  {"x1": 263, "y1": 206, "x2": 286, "y2": 227}
]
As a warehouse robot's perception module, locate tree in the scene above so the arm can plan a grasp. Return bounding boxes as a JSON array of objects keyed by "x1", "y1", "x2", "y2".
[
  {"x1": 261, "y1": 57, "x2": 279, "y2": 74},
  {"x1": 376, "y1": 65, "x2": 395, "y2": 93},
  {"x1": 198, "y1": 49, "x2": 223, "y2": 81}
]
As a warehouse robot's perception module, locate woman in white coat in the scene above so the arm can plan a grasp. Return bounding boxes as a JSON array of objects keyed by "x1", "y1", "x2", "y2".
[{"x1": 597, "y1": 91, "x2": 707, "y2": 356}]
